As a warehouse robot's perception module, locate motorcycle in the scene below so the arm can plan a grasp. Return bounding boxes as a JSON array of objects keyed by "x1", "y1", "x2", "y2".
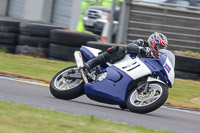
[{"x1": 50, "y1": 46, "x2": 175, "y2": 114}]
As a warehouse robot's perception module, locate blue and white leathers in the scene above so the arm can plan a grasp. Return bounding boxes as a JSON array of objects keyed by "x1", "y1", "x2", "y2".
[{"x1": 80, "y1": 46, "x2": 175, "y2": 105}]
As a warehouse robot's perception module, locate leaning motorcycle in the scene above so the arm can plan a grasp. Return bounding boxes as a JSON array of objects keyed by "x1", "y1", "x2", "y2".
[{"x1": 50, "y1": 46, "x2": 175, "y2": 114}]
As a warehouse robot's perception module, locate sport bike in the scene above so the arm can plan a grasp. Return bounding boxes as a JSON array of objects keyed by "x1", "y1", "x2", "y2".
[{"x1": 50, "y1": 46, "x2": 175, "y2": 114}]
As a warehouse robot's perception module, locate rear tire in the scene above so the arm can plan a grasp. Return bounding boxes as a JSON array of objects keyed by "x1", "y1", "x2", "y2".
[
  {"x1": 50, "y1": 66, "x2": 84, "y2": 100},
  {"x1": 126, "y1": 82, "x2": 168, "y2": 114}
]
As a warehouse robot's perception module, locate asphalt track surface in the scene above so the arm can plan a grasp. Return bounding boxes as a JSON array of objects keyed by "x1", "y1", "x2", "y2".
[{"x1": 0, "y1": 76, "x2": 200, "y2": 133}]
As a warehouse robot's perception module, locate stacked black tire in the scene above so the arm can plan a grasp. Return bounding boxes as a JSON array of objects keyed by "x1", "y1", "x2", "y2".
[
  {"x1": 0, "y1": 20, "x2": 20, "y2": 53},
  {"x1": 175, "y1": 55, "x2": 200, "y2": 80},
  {"x1": 86, "y1": 41, "x2": 127, "y2": 52},
  {"x1": 16, "y1": 23, "x2": 64, "y2": 57},
  {"x1": 49, "y1": 29, "x2": 99, "y2": 61},
  {"x1": 86, "y1": 41, "x2": 115, "y2": 52}
]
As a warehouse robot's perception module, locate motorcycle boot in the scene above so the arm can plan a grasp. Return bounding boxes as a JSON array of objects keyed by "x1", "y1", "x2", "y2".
[
  {"x1": 85, "y1": 46, "x2": 125, "y2": 71},
  {"x1": 84, "y1": 52, "x2": 108, "y2": 71}
]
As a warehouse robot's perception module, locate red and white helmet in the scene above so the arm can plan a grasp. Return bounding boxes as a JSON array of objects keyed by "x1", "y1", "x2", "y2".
[{"x1": 147, "y1": 32, "x2": 168, "y2": 56}]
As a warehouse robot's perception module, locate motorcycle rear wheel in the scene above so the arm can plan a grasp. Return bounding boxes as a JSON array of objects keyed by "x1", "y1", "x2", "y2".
[
  {"x1": 126, "y1": 82, "x2": 168, "y2": 114},
  {"x1": 50, "y1": 66, "x2": 84, "y2": 100}
]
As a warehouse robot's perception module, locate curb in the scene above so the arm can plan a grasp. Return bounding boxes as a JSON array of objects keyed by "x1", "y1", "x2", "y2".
[{"x1": 0, "y1": 71, "x2": 50, "y2": 84}]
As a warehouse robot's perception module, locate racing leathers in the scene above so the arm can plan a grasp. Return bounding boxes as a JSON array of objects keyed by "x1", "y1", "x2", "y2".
[
  {"x1": 127, "y1": 39, "x2": 157, "y2": 59},
  {"x1": 85, "y1": 39, "x2": 156, "y2": 70}
]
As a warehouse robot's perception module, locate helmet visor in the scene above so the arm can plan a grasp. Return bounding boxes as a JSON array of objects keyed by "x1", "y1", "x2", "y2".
[{"x1": 156, "y1": 44, "x2": 167, "y2": 50}]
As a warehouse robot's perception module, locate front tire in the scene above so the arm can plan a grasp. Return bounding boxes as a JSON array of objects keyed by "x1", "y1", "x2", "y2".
[
  {"x1": 126, "y1": 82, "x2": 168, "y2": 114},
  {"x1": 50, "y1": 66, "x2": 84, "y2": 100}
]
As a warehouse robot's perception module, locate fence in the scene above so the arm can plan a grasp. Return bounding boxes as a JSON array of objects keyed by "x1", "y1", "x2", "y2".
[{"x1": 117, "y1": 0, "x2": 200, "y2": 52}]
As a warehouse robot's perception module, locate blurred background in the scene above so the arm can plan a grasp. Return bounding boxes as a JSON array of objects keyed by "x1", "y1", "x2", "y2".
[
  {"x1": 0, "y1": 0, "x2": 200, "y2": 48},
  {"x1": 0, "y1": 0, "x2": 199, "y2": 80}
]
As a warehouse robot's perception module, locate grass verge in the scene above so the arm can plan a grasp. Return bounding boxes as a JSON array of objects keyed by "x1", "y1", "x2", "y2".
[
  {"x1": 167, "y1": 79, "x2": 200, "y2": 109},
  {"x1": 0, "y1": 53, "x2": 199, "y2": 110},
  {"x1": 0, "y1": 101, "x2": 171, "y2": 133},
  {"x1": 0, "y1": 53, "x2": 75, "y2": 82}
]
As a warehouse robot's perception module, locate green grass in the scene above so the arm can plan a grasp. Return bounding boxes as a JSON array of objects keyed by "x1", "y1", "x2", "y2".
[
  {"x1": 0, "y1": 53, "x2": 75, "y2": 81},
  {"x1": 167, "y1": 79, "x2": 200, "y2": 109},
  {"x1": 185, "y1": 51, "x2": 200, "y2": 58},
  {"x1": 0, "y1": 101, "x2": 172, "y2": 133},
  {"x1": 1, "y1": 52, "x2": 199, "y2": 132}
]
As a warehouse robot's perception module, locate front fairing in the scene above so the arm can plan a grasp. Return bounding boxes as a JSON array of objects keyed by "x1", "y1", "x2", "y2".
[
  {"x1": 140, "y1": 52, "x2": 175, "y2": 88},
  {"x1": 113, "y1": 54, "x2": 152, "y2": 80},
  {"x1": 84, "y1": 66, "x2": 133, "y2": 105}
]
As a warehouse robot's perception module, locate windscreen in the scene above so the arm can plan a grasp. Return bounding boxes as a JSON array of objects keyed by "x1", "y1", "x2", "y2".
[{"x1": 160, "y1": 49, "x2": 175, "y2": 68}]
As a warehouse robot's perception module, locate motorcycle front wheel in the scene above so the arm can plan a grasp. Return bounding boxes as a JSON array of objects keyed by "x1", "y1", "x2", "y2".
[
  {"x1": 50, "y1": 66, "x2": 84, "y2": 100},
  {"x1": 126, "y1": 82, "x2": 168, "y2": 114}
]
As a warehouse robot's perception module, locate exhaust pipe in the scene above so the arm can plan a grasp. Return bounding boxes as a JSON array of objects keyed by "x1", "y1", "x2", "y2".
[{"x1": 74, "y1": 51, "x2": 88, "y2": 83}]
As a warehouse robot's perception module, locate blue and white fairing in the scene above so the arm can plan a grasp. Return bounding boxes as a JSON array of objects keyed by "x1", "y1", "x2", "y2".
[
  {"x1": 140, "y1": 51, "x2": 175, "y2": 87},
  {"x1": 114, "y1": 52, "x2": 174, "y2": 88},
  {"x1": 80, "y1": 46, "x2": 174, "y2": 105},
  {"x1": 80, "y1": 46, "x2": 102, "y2": 60},
  {"x1": 80, "y1": 46, "x2": 132, "y2": 104}
]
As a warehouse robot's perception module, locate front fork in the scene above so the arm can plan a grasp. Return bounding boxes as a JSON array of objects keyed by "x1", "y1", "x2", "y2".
[
  {"x1": 142, "y1": 81, "x2": 150, "y2": 94},
  {"x1": 139, "y1": 77, "x2": 168, "y2": 93},
  {"x1": 137, "y1": 77, "x2": 167, "y2": 95},
  {"x1": 74, "y1": 51, "x2": 88, "y2": 84}
]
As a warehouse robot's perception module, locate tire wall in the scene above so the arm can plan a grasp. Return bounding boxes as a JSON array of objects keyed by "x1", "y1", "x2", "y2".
[
  {"x1": 0, "y1": 20, "x2": 199, "y2": 80},
  {"x1": 175, "y1": 55, "x2": 200, "y2": 80},
  {"x1": 0, "y1": 20, "x2": 20, "y2": 53},
  {"x1": 48, "y1": 29, "x2": 98, "y2": 61},
  {"x1": 16, "y1": 22, "x2": 64, "y2": 58}
]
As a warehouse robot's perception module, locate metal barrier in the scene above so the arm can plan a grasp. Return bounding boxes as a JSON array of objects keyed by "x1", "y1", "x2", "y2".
[{"x1": 117, "y1": 0, "x2": 200, "y2": 52}]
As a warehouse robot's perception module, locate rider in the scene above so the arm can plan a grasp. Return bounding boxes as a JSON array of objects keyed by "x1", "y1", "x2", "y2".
[{"x1": 85, "y1": 32, "x2": 168, "y2": 70}]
